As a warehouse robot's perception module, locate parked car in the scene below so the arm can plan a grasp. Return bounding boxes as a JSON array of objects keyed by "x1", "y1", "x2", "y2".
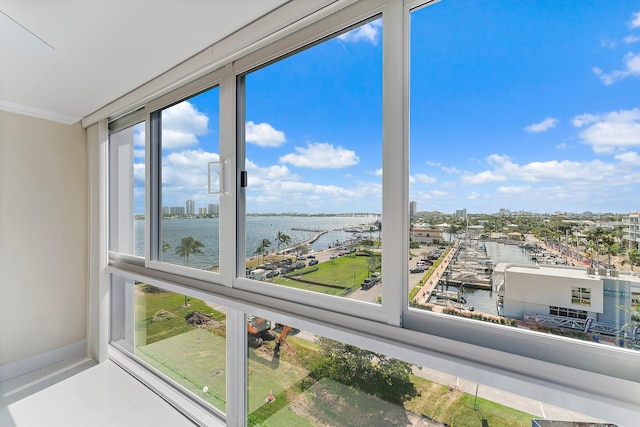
[
  {"x1": 295, "y1": 262, "x2": 306, "y2": 269},
  {"x1": 280, "y1": 266, "x2": 294, "y2": 274},
  {"x1": 308, "y1": 259, "x2": 319, "y2": 266},
  {"x1": 361, "y1": 278, "x2": 374, "y2": 289},
  {"x1": 410, "y1": 267, "x2": 425, "y2": 273}
]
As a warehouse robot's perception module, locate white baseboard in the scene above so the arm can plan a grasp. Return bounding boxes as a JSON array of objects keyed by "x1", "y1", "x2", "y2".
[{"x1": 0, "y1": 340, "x2": 87, "y2": 383}]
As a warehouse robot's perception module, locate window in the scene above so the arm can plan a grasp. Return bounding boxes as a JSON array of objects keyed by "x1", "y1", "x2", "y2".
[
  {"x1": 245, "y1": 314, "x2": 539, "y2": 426},
  {"x1": 153, "y1": 86, "x2": 221, "y2": 272},
  {"x1": 407, "y1": 0, "x2": 639, "y2": 353},
  {"x1": 571, "y1": 287, "x2": 591, "y2": 306},
  {"x1": 109, "y1": 120, "x2": 145, "y2": 257},
  {"x1": 550, "y1": 306, "x2": 588, "y2": 320},
  {"x1": 110, "y1": 273, "x2": 227, "y2": 414},
  {"x1": 239, "y1": 18, "x2": 383, "y2": 302},
  {"x1": 99, "y1": 1, "x2": 640, "y2": 425}
]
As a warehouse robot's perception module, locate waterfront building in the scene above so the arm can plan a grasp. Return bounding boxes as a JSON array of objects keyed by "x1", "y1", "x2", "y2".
[
  {"x1": 169, "y1": 206, "x2": 185, "y2": 216},
  {"x1": 411, "y1": 227, "x2": 444, "y2": 245},
  {"x1": 208, "y1": 203, "x2": 219, "y2": 216},
  {"x1": 186, "y1": 199, "x2": 195, "y2": 215},
  {"x1": 494, "y1": 263, "x2": 640, "y2": 337},
  {"x1": 624, "y1": 212, "x2": 639, "y2": 250}
]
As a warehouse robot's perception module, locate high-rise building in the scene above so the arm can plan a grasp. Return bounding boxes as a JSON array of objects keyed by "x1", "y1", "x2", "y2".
[
  {"x1": 409, "y1": 201, "x2": 417, "y2": 218},
  {"x1": 455, "y1": 208, "x2": 467, "y2": 218},
  {"x1": 186, "y1": 199, "x2": 195, "y2": 215},
  {"x1": 624, "y1": 212, "x2": 639, "y2": 250},
  {"x1": 208, "y1": 203, "x2": 219, "y2": 216}
]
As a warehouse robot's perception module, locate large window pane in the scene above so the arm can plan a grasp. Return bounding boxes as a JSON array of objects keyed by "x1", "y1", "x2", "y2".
[
  {"x1": 246, "y1": 314, "x2": 602, "y2": 426},
  {"x1": 109, "y1": 122, "x2": 145, "y2": 256},
  {"x1": 158, "y1": 87, "x2": 220, "y2": 272},
  {"x1": 111, "y1": 274, "x2": 227, "y2": 413},
  {"x1": 242, "y1": 18, "x2": 383, "y2": 302},
  {"x1": 408, "y1": 2, "x2": 640, "y2": 351}
]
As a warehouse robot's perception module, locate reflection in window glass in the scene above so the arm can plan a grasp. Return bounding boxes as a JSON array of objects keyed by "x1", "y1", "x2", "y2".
[
  {"x1": 134, "y1": 283, "x2": 227, "y2": 412},
  {"x1": 159, "y1": 87, "x2": 220, "y2": 271},
  {"x1": 242, "y1": 18, "x2": 383, "y2": 302},
  {"x1": 109, "y1": 122, "x2": 145, "y2": 256},
  {"x1": 245, "y1": 315, "x2": 598, "y2": 425},
  {"x1": 408, "y1": 2, "x2": 640, "y2": 350}
]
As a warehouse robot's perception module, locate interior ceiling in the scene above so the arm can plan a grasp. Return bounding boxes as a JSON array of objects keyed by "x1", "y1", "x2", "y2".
[{"x1": 0, "y1": 0, "x2": 294, "y2": 124}]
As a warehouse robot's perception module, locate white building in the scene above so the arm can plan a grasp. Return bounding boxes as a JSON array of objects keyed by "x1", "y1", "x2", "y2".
[
  {"x1": 411, "y1": 227, "x2": 444, "y2": 245},
  {"x1": 494, "y1": 263, "x2": 640, "y2": 333},
  {"x1": 624, "y1": 212, "x2": 639, "y2": 250},
  {"x1": 185, "y1": 199, "x2": 195, "y2": 215}
]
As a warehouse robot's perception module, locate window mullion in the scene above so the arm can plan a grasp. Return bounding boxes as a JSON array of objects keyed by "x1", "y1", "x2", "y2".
[{"x1": 382, "y1": 0, "x2": 407, "y2": 327}]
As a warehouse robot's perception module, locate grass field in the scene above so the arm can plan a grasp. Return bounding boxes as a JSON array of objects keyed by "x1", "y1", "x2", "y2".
[
  {"x1": 134, "y1": 285, "x2": 535, "y2": 426},
  {"x1": 271, "y1": 253, "x2": 380, "y2": 295}
]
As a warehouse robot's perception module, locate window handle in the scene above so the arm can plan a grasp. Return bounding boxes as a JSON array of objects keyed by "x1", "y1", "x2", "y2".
[{"x1": 208, "y1": 158, "x2": 231, "y2": 195}]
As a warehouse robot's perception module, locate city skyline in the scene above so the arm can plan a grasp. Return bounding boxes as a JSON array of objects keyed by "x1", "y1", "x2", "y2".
[{"x1": 133, "y1": 2, "x2": 640, "y2": 215}]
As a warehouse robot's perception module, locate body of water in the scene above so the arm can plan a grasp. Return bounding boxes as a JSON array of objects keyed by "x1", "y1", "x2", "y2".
[
  {"x1": 452, "y1": 241, "x2": 534, "y2": 315},
  {"x1": 134, "y1": 215, "x2": 379, "y2": 269}
]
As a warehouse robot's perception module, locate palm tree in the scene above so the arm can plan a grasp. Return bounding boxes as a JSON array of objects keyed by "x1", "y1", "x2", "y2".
[
  {"x1": 254, "y1": 238, "x2": 271, "y2": 265},
  {"x1": 175, "y1": 236, "x2": 205, "y2": 267},
  {"x1": 586, "y1": 240, "x2": 599, "y2": 267},
  {"x1": 600, "y1": 237, "x2": 620, "y2": 269},
  {"x1": 276, "y1": 231, "x2": 291, "y2": 259},
  {"x1": 622, "y1": 249, "x2": 640, "y2": 272}
]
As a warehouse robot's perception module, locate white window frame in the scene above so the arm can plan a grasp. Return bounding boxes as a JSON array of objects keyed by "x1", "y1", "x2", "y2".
[{"x1": 92, "y1": 1, "x2": 640, "y2": 425}]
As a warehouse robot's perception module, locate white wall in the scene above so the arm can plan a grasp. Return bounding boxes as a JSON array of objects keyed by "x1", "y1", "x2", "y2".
[
  {"x1": 503, "y1": 265, "x2": 604, "y2": 317},
  {"x1": 0, "y1": 111, "x2": 87, "y2": 373}
]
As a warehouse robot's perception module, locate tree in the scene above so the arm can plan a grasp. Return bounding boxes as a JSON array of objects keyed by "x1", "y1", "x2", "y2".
[
  {"x1": 275, "y1": 231, "x2": 291, "y2": 259},
  {"x1": 622, "y1": 249, "x2": 640, "y2": 272},
  {"x1": 175, "y1": 236, "x2": 205, "y2": 267},
  {"x1": 600, "y1": 237, "x2": 620, "y2": 269},
  {"x1": 586, "y1": 240, "x2": 598, "y2": 267},
  {"x1": 162, "y1": 240, "x2": 171, "y2": 253},
  {"x1": 254, "y1": 238, "x2": 271, "y2": 265},
  {"x1": 312, "y1": 337, "x2": 418, "y2": 405}
]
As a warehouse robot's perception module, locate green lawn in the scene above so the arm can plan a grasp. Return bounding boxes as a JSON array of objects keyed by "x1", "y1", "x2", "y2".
[
  {"x1": 138, "y1": 328, "x2": 227, "y2": 411},
  {"x1": 135, "y1": 285, "x2": 225, "y2": 346},
  {"x1": 270, "y1": 254, "x2": 380, "y2": 295},
  {"x1": 134, "y1": 285, "x2": 534, "y2": 426}
]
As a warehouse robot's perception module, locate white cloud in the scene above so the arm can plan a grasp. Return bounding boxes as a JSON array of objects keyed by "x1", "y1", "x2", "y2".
[
  {"x1": 414, "y1": 174, "x2": 437, "y2": 184},
  {"x1": 524, "y1": 117, "x2": 558, "y2": 133},
  {"x1": 631, "y1": 11, "x2": 640, "y2": 29},
  {"x1": 338, "y1": 19, "x2": 382, "y2": 45},
  {"x1": 615, "y1": 151, "x2": 640, "y2": 164},
  {"x1": 593, "y1": 51, "x2": 640, "y2": 85},
  {"x1": 161, "y1": 101, "x2": 209, "y2": 150},
  {"x1": 556, "y1": 143, "x2": 568, "y2": 150},
  {"x1": 462, "y1": 154, "x2": 620, "y2": 185},
  {"x1": 160, "y1": 149, "x2": 220, "y2": 206},
  {"x1": 425, "y1": 161, "x2": 460, "y2": 174},
  {"x1": 497, "y1": 185, "x2": 534, "y2": 195},
  {"x1": 623, "y1": 35, "x2": 640, "y2": 44},
  {"x1": 572, "y1": 108, "x2": 640, "y2": 152},
  {"x1": 279, "y1": 142, "x2": 359, "y2": 169},
  {"x1": 245, "y1": 121, "x2": 286, "y2": 147},
  {"x1": 246, "y1": 158, "x2": 299, "y2": 182},
  {"x1": 246, "y1": 177, "x2": 382, "y2": 213},
  {"x1": 373, "y1": 169, "x2": 383, "y2": 176}
]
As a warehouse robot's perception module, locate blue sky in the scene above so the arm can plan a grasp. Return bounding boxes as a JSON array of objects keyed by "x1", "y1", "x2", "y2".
[{"x1": 136, "y1": 1, "x2": 640, "y2": 215}]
